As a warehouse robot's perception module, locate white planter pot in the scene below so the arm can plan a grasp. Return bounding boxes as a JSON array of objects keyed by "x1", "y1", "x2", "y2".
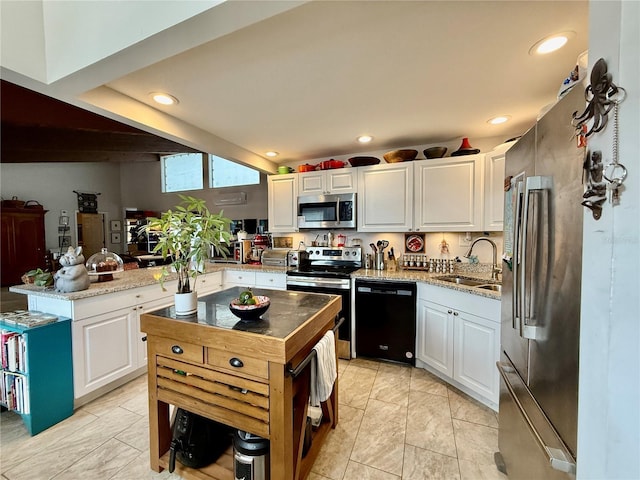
[{"x1": 174, "y1": 291, "x2": 197, "y2": 315}]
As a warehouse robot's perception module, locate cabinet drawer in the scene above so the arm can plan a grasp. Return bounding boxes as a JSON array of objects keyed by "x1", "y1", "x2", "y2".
[
  {"x1": 255, "y1": 272, "x2": 286, "y2": 290},
  {"x1": 223, "y1": 270, "x2": 256, "y2": 286},
  {"x1": 156, "y1": 356, "x2": 269, "y2": 437},
  {"x1": 151, "y1": 337, "x2": 204, "y2": 364},
  {"x1": 207, "y1": 348, "x2": 269, "y2": 380}
]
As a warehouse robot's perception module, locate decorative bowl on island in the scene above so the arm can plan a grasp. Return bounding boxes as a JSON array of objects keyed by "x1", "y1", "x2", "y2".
[{"x1": 229, "y1": 296, "x2": 271, "y2": 321}]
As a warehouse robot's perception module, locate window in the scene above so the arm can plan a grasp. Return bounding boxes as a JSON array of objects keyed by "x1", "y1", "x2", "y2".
[
  {"x1": 161, "y1": 153, "x2": 204, "y2": 192},
  {"x1": 209, "y1": 155, "x2": 259, "y2": 188}
]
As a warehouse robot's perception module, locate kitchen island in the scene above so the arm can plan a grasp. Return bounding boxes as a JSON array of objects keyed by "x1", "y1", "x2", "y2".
[{"x1": 141, "y1": 286, "x2": 341, "y2": 480}]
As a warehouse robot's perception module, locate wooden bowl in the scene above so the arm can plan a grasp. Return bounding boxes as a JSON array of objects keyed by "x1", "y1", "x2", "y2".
[
  {"x1": 423, "y1": 147, "x2": 448, "y2": 159},
  {"x1": 348, "y1": 156, "x2": 380, "y2": 167},
  {"x1": 383, "y1": 149, "x2": 418, "y2": 163}
]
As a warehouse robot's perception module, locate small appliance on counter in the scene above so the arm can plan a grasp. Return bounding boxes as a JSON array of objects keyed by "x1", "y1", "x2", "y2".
[
  {"x1": 168, "y1": 408, "x2": 232, "y2": 473},
  {"x1": 261, "y1": 249, "x2": 289, "y2": 267}
]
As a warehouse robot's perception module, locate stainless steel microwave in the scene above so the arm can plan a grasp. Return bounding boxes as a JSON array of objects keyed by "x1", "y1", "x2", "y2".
[{"x1": 297, "y1": 193, "x2": 356, "y2": 229}]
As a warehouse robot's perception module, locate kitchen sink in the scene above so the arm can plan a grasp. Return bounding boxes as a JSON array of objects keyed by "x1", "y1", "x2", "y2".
[
  {"x1": 437, "y1": 275, "x2": 502, "y2": 293},
  {"x1": 437, "y1": 276, "x2": 487, "y2": 287},
  {"x1": 477, "y1": 284, "x2": 502, "y2": 293}
]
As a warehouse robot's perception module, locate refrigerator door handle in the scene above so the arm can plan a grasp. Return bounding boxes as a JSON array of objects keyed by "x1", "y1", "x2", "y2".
[
  {"x1": 512, "y1": 177, "x2": 524, "y2": 333},
  {"x1": 521, "y1": 176, "x2": 552, "y2": 340},
  {"x1": 497, "y1": 362, "x2": 577, "y2": 474}
]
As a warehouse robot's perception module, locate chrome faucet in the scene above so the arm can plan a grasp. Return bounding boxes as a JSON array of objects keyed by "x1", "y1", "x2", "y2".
[{"x1": 464, "y1": 237, "x2": 501, "y2": 281}]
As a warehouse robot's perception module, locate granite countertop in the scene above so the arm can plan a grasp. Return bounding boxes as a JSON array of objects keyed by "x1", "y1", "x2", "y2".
[
  {"x1": 147, "y1": 286, "x2": 339, "y2": 339},
  {"x1": 9, "y1": 264, "x2": 289, "y2": 301},
  {"x1": 352, "y1": 266, "x2": 501, "y2": 300},
  {"x1": 10, "y1": 261, "x2": 500, "y2": 301}
]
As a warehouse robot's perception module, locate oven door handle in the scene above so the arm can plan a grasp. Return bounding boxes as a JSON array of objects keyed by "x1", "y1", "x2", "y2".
[{"x1": 286, "y1": 277, "x2": 350, "y2": 288}]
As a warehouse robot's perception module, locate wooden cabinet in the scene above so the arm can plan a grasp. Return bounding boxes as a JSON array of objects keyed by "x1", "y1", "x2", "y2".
[
  {"x1": 268, "y1": 174, "x2": 298, "y2": 232},
  {"x1": 357, "y1": 162, "x2": 414, "y2": 232},
  {"x1": 298, "y1": 169, "x2": 357, "y2": 195},
  {"x1": 1, "y1": 316, "x2": 73, "y2": 435},
  {"x1": 413, "y1": 155, "x2": 483, "y2": 232},
  {"x1": 1, "y1": 208, "x2": 47, "y2": 286},
  {"x1": 483, "y1": 141, "x2": 514, "y2": 231},
  {"x1": 416, "y1": 283, "x2": 501, "y2": 409}
]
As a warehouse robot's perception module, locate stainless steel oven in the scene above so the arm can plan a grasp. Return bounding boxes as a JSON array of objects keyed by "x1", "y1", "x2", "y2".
[{"x1": 286, "y1": 247, "x2": 361, "y2": 359}]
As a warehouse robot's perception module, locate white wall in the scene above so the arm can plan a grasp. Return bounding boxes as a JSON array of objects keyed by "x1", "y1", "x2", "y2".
[
  {"x1": 577, "y1": 1, "x2": 640, "y2": 478},
  {"x1": 0, "y1": 160, "x2": 269, "y2": 257},
  {"x1": 119, "y1": 160, "x2": 268, "y2": 221},
  {"x1": 0, "y1": 162, "x2": 122, "y2": 253}
]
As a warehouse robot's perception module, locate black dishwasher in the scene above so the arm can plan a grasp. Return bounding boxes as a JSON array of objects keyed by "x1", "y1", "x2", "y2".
[{"x1": 355, "y1": 279, "x2": 416, "y2": 365}]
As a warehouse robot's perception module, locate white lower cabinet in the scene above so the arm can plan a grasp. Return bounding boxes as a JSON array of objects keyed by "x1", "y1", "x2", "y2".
[
  {"x1": 417, "y1": 283, "x2": 500, "y2": 409},
  {"x1": 27, "y1": 271, "x2": 224, "y2": 403},
  {"x1": 72, "y1": 307, "x2": 138, "y2": 399}
]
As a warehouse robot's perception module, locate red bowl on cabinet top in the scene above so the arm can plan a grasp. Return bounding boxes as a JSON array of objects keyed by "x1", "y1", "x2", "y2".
[{"x1": 319, "y1": 159, "x2": 345, "y2": 170}]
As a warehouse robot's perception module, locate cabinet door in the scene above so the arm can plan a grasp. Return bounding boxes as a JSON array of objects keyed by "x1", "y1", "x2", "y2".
[
  {"x1": 326, "y1": 170, "x2": 357, "y2": 193},
  {"x1": 1, "y1": 210, "x2": 47, "y2": 286},
  {"x1": 298, "y1": 171, "x2": 325, "y2": 194},
  {"x1": 72, "y1": 308, "x2": 137, "y2": 398},
  {"x1": 453, "y1": 311, "x2": 499, "y2": 404},
  {"x1": 357, "y1": 163, "x2": 413, "y2": 232},
  {"x1": 268, "y1": 174, "x2": 298, "y2": 232},
  {"x1": 483, "y1": 147, "x2": 509, "y2": 231},
  {"x1": 196, "y1": 271, "x2": 223, "y2": 296},
  {"x1": 416, "y1": 300, "x2": 454, "y2": 377},
  {"x1": 414, "y1": 156, "x2": 483, "y2": 232}
]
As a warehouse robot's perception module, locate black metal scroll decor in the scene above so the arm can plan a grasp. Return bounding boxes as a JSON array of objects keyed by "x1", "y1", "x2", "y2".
[
  {"x1": 573, "y1": 58, "x2": 627, "y2": 220},
  {"x1": 73, "y1": 190, "x2": 101, "y2": 213}
]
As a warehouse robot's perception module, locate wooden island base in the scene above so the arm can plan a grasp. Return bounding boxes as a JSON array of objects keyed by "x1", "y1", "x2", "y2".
[{"x1": 141, "y1": 287, "x2": 342, "y2": 480}]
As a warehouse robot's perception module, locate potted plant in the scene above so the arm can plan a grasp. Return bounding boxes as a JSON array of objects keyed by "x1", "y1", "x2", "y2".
[{"x1": 145, "y1": 195, "x2": 232, "y2": 314}]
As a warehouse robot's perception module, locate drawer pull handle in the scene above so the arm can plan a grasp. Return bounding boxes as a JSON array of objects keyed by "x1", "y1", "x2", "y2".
[
  {"x1": 142, "y1": 336, "x2": 147, "y2": 342},
  {"x1": 228, "y1": 385, "x2": 249, "y2": 394},
  {"x1": 229, "y1": 357, "x2": 244, "y2": 368},
  {"x1": 171, "y1": 345, "x2": 184, "y2": 354}
]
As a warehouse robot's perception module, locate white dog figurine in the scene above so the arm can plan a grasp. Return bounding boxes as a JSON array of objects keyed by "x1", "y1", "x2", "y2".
[{"x1": 54, "y1": 246, "x2": 90, "y2": 293}]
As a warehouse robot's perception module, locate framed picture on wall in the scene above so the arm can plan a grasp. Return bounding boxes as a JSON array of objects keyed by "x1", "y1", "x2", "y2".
[
  {"x1": 110, "y1": 220, "x2": 122, "y2": 231},
  {"x1": 404, "y1": 233, "x2": 425, "y2": 253},
  {"x1": 111, "y1": 232, "x2": 121, "y2": 244}
]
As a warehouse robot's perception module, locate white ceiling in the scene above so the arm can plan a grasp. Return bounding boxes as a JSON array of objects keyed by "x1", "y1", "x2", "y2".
[{"x1": 1, "y1": 1, "x2": 588, "y2": 172}]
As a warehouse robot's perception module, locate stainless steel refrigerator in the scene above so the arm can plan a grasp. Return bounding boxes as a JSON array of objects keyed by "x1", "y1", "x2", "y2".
[{"x1": 496, "y1": 84, "x2": 584, "y2": 479}]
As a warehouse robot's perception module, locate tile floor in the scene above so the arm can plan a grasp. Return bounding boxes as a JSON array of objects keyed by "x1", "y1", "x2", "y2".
[{"x1": 0, "y1": 354, "x2": 506, "y2": 480}]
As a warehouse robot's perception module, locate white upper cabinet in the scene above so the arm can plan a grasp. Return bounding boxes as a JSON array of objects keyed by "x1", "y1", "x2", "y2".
[
  {"x1": 357, "y1": 163, "x2": 413, "y2": 232},
  {"x1": 413, "y1": 155, "x2": 483, "y2": 232},
  {"x1": 298, "y1": 169, "x2": 357, "y2": 195},
  {"x1": 483, "y1": 141, "x2": 514, "y2": 231},
  {"x1": 268, "y1": 174, "x2": 298, "y2": 232}
]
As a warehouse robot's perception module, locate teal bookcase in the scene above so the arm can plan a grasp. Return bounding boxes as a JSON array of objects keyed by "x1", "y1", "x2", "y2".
[{"x1": 1, "y1": 316, "x2": 73, "y2": 435}]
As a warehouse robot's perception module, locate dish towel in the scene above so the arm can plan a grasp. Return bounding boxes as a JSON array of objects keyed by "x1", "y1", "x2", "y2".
[{"x1": 310, "y1": 330, "x2": 337, "y2": 407}]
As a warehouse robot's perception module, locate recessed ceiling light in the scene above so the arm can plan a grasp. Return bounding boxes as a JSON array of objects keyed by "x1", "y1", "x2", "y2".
[
  {"x1": 357, "y1": 135, "x2": 373, "y2": 143},
  {"x1": 150, "y1": 92, "x2": 179, "y2": 105},
  {"x1": 529, "y1": 32, "x2": 575, "y2": 55},
  {"x1": 487, "y1": 115, "x2": 511, "y2": 125},
  {"x1": 265, "y1": 151, "x2": 279, "y2": 157}
]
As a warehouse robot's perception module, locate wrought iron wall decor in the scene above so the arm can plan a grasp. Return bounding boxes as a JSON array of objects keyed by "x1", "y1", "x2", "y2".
[{"x1": 573, "y1": 58, "x2": 627, "y2": 219}]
